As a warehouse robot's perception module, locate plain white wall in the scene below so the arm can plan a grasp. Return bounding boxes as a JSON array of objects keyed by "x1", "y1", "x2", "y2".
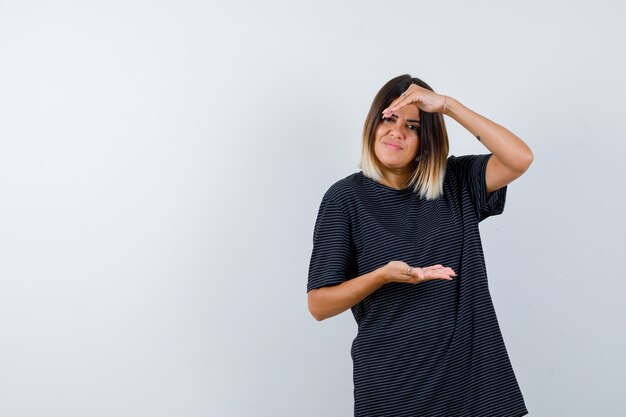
[{"x1": 1, "y1": 1, "x2": 624, "y2": 416}]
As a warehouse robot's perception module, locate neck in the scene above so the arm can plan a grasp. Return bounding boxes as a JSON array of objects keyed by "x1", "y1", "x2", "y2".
[{"x1": 378, "y1": 168, "x2": 411, "y2": 190}]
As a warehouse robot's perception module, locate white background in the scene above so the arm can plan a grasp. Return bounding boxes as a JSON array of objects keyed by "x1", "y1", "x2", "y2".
[{"x1": 1, "y1": 1, "x2": 625, "y2": 416}]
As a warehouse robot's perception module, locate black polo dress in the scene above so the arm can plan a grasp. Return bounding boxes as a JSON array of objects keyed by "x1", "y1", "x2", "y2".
[{"x1": 307, "y1": 154, "x2": 528, "y2": 417}]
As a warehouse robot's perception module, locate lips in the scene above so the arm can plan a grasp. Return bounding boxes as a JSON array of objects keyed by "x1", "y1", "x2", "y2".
[{"x1": 383, "y1": 140, "x2": 403, "y2": 150}]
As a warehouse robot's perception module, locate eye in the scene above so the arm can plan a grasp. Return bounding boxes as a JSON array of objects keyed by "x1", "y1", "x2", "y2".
[
  {"x1": 407, "y1": 124, "x2": 420, "y2": 132},
  {"x1": 381, "y1": 116, "x2": 393, "y2": 123}
]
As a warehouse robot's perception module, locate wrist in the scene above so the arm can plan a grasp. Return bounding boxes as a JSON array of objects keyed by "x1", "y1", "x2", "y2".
[
  {"x1": 442, "y1": 96, "x2": 460, "y2": 117},
  {"x1": 373, "y1": 265, "x2": 390, "y2": 285}
]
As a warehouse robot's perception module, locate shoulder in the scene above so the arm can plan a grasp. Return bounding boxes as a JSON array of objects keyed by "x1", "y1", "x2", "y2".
[
  {"x1": 322, "y1": 172, "x2": 362, "y2": 200},
  {"x1": 446, "y1": 153, "x2": 488, "y2": 167},
  {"x1": 319, "y1": 172, "x2": 364, "y2": 211},
  {"x1": 445, "y1": 154, "x2": 493, "y2": 178}
]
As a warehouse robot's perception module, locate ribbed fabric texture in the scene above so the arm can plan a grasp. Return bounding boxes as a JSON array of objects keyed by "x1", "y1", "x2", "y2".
[{"x1": 308, "y1": 154, "x2": 528, "y2": 417}]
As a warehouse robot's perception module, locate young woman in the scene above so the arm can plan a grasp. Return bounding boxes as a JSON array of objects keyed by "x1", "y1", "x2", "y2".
[{"x1": 307, "y1": 74, "x2": 532, "y2": 416}]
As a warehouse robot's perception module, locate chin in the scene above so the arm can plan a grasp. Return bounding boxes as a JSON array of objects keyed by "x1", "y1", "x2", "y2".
[{"x1": 381, "y1": 161, "x2": 412, "y2": 170}]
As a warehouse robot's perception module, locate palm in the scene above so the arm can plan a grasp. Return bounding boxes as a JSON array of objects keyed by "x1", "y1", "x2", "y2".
[{"x1": 383, "y1": 84, "x2": 446, "y2": 115}]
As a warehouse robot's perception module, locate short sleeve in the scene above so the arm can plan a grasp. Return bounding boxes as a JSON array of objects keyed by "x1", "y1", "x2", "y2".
[
  {"x1": 448, "y1": 154, "x2": 507, "y2": 222},
  {"x1": 307, "y1": 193, "x2": 356, "y2": 292}
]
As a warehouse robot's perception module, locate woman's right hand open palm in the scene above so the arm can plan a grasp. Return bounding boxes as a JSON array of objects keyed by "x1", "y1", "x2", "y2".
[{"x1": 383, "y1": 261, "x2": 457, "y2": 285}]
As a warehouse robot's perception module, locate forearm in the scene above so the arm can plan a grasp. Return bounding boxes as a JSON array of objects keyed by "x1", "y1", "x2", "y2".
[
  {"x1": 443, "y1": 97, "x2": 533, "y2": 172},
  {"x1": 308, "y1": 268, "x2": 386, "y2": 321}
]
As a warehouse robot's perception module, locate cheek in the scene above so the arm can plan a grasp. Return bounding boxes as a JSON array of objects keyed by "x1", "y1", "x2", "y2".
[
  {"x1": 374, "y1": 126, "x2": 387, "y2": 141},
  {"x1": 373, "y1": 140, "x2": 384, "y2": 159},
  {"x1": 373, "y1": 128, "x2": 386, "y2": 156},
  {"x1": 373, "y1": 139, "x2": 392, "y2": 163},
  {"x1": 405, "y1": 139, "x2": 420, "y2": 158}
]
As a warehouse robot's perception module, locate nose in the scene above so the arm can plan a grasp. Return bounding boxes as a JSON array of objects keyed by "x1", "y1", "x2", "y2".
[{"x1": 388, "y1": 122, "x2": 407, "y2": 139}]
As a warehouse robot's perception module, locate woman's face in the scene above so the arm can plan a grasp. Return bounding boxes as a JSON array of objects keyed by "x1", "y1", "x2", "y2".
[{"x1": 373, "y1": 103, "x2": 421, "y2": 173}]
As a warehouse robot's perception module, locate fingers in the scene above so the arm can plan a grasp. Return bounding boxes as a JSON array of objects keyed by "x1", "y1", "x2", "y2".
[
  {"x1": 408, "y1": 267, "x2": 455, "y2": 281},
  {"x1": 411, "y1": 265, "x2": 457, "y2": 282},
  {"x1": 422, "y1": 265, "x2": 456, "y2": 275},
  {"x1": 387, "y1": 260, "x2": 457, "y2": 284},
  {"x1": 383, "y1": 92, "x2": 421, "y2": 116},
  {"x1": 414, "y1": 267, "x2": 425, "y2": 280},
  {"x1": 382, "y1": 84, "x2": 420, "y2": 116},
  {"x1": 383, "y1": 97, "x2": 412, "y2": 117},
  {"x1": 383, "y1": 86, "x2": 446, "y2": 115},
  {"x1": 422, "y1": 264, "x2": 443, "y2": 271}
]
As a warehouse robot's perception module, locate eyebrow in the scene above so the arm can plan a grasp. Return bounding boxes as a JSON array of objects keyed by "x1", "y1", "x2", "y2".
[{"x1": 389, "y1": 113, "x2": 420, "y2": 124}]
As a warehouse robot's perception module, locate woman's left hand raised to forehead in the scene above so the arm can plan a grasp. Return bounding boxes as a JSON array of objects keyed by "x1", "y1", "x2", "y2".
[{"x1": 382, "y1": 84, "x2": 447, "y2": 116}]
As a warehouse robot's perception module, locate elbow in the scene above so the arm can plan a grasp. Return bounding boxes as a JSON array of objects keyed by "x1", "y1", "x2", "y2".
[
  {"x1": 511, "y1": 149, "x2": 534, "y2": 174},
  {"x1": 307, "y1": 290, "x2": 327, "y2": 321},
  {"x1": 310, "y1": 310, "x2": 326, "y2": 322},
  {"x1": 522, "y1": 149, "x2": 534, "y2": 172},
  {"x1": 308, "y1": 302, "x2": 326, "y2": 322}
]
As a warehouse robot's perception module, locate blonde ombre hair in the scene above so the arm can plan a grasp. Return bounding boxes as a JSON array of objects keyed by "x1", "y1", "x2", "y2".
[{"x1": 359, "y1": 75, "x2": 449, "y2": 200}]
